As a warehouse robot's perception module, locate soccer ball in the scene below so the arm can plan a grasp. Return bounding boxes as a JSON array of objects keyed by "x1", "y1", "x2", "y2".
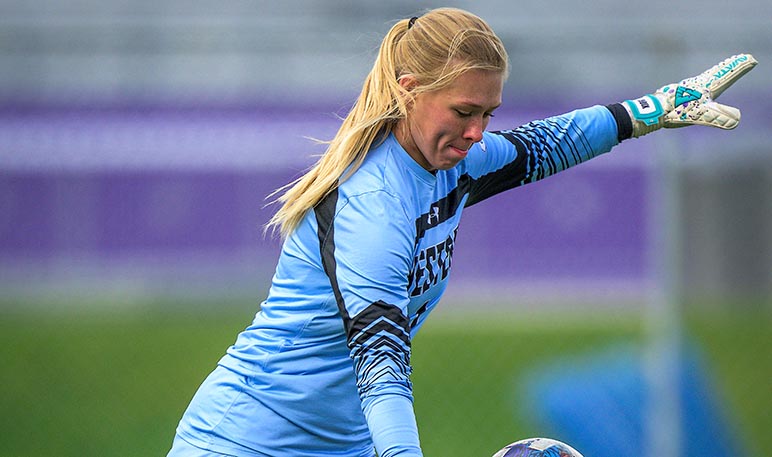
[{"x1": 492, "y1": 437, "x2": 584, "y2": 457}]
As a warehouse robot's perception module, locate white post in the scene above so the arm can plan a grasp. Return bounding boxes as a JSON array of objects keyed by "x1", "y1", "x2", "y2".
[{"x1": 643, "y1": 131, "x2": 684, "y2": 457}]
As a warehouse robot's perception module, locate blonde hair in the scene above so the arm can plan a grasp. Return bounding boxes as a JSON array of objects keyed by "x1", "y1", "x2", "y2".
[{"x1": 267, "y1": 8, "x2": 509, "y2": 238}]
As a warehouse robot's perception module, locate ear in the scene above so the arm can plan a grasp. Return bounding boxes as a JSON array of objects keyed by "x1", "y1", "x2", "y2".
[{"x1": 397, "y1": 74, "x2": 418, "y2": 92}]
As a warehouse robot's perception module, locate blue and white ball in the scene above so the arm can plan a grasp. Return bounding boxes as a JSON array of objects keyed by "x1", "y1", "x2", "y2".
[{"x1": 492, "y1": 437, "x2": 584, "y2": 457}]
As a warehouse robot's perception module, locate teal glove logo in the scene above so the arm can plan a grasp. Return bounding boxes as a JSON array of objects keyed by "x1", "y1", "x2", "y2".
[{"x1": 674, "y1": 86, "x2": 702, "y2": 107}]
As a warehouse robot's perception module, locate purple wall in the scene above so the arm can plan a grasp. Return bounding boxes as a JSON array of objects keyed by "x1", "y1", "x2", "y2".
[
  {"x1": 0, "y1": 103, "x2": 652, "y2": 298},
  {"x1": 0, "y1": 170, "x2": 285, "y2": 259}
]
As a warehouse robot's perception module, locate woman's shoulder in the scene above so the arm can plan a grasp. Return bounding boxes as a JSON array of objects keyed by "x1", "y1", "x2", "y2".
[{"x1": 338, "y1": 137, "x2": 432, "y2": 215}]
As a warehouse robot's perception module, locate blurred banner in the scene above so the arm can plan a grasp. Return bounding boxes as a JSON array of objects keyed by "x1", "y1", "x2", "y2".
[
  {"x1": 0, "y1": 101, "x2": 651, "y2": 300},
  {"x1": 2, "y1": 0, "x2": 770, "y2": 306}
]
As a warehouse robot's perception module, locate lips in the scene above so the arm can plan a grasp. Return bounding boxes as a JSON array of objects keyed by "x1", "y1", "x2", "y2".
[{"x1": 449, "y1": 145, "x2": 470, "y2": 157}]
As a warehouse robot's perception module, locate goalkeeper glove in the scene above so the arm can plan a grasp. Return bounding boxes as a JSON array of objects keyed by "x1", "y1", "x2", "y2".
[{"x1": 623, "y1": 54, "x2": 757, "y2": 138}]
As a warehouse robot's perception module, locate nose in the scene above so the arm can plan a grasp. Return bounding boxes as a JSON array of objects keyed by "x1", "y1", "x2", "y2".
[{"x1": 464, "y1": 117, "x2": 484, "y2": 143}]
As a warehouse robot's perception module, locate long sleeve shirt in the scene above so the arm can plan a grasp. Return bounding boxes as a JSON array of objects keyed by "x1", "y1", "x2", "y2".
[{"x1": 183, "y1": 104, "x2": 626, "y2": 457}]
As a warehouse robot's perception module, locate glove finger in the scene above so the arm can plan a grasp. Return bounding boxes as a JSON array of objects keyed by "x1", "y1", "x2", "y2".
[
  {"x1": 666, "y1": 102, "x2": 741, "y2": 130},
  {"x1": 702, "y1": 102, "x2": 741, "y2": 129},
  {"x1": 701, "y1": 54, "x2": 757, "y2": 100}
]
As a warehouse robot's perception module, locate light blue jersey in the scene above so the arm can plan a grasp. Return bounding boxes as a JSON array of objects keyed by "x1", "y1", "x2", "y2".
[{"x1": 171, "y1": 105, "x2": 623, "y2": 457}]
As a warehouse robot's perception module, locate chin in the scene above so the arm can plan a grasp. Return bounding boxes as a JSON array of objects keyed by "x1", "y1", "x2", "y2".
[{"x1": 435, "y1": 160, "x2": 461, "y2": 171}]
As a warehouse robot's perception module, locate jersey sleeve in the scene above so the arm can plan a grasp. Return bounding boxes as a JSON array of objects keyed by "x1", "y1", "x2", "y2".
[
  {"x1": 313, "y1": 188, "x2": 423, "y2": 457},
  {"x1": 463, "y1": 104, "x2": 620, "y2": 206}
]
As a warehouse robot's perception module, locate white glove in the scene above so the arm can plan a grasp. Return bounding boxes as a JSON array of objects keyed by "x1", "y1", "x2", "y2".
[{"x1": 623, "y1": 54, "x2": 757, "y2": 138}]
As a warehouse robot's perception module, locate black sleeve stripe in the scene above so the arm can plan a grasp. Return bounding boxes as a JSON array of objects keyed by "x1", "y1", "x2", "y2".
[
  {"x1": 351, "y1": 332, "x2": 410, "y2": 357},
  {"x1": 355, "y1": 363, "x2": 411, "y2": 395},
  {"x1": 352, "y1": 335, "x2": 412, "y2": 381},
  {"x1": 463, "y1": 159, "x2": 522, "y2": 207},
  {"x1": 348, "y1": 301, "x2": 413, "y2": 391},
  {"x1": 348, "y1": 300, "x2": 411, "y2": 348},
  {"x1": 313, "y1": 188, "x2": 352, "y2": 328}
]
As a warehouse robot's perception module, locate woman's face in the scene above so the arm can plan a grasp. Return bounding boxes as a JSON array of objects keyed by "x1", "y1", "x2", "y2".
[{"x1": 396, "y1": 69, "x2": 504, "y2": 171}]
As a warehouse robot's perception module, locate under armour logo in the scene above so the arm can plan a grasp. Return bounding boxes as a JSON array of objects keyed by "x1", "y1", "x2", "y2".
[{"x1": 427, "y1": 206, "x2": 440, "y2": 224}]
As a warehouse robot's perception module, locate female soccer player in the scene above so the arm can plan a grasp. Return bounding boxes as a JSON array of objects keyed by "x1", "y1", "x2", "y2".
[{"x1": 167, "y1": 8, "x2": 755, "y2": 457}]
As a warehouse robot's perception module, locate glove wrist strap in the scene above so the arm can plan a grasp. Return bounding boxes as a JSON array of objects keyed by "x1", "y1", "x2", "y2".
[{"x1": 623, "y1": 95, "x2": 665, "y2": 137}]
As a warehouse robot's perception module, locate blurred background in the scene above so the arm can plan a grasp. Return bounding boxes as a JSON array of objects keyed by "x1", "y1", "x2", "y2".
[{"x1": 0, "y1": 1, "x2": 770, "y2": 456}]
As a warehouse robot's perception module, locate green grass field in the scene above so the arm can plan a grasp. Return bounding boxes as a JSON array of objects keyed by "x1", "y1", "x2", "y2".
[{"x1": 0, "y1": 301, "x2": 769, "y2": 456}]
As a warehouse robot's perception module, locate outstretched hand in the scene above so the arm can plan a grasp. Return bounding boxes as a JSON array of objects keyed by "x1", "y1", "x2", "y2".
[{"x1": 623, "y1": 54, "x2": 758, "y2": 138}]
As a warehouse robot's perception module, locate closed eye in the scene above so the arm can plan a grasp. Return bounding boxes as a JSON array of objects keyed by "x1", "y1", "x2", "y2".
[{"x1": 455, "y1": 109, "x2": 496, "y2": 119}]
